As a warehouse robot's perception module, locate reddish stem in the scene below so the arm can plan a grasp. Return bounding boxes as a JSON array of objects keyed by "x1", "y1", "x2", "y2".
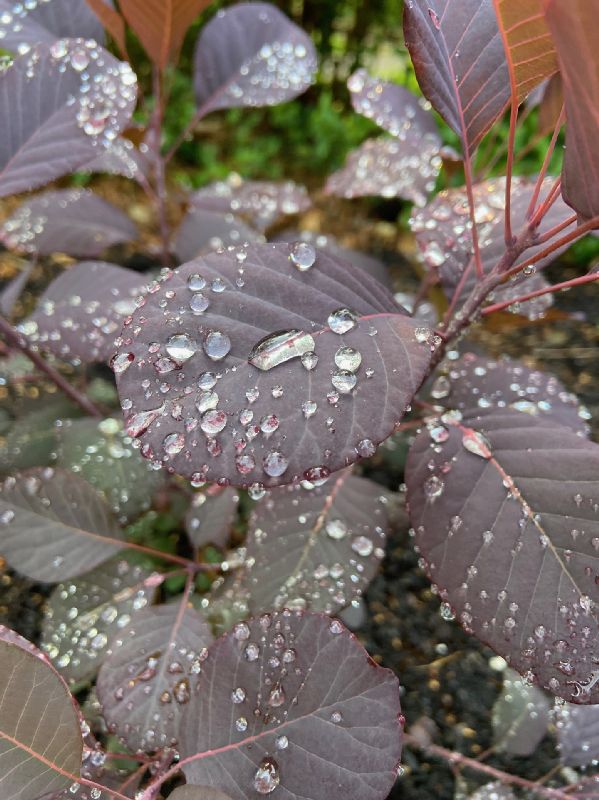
[
  {"x1": 482, "y1": 272, "x2": 599, "y2": 316},
  {"x1": 503, "y1": 89, "x2": 519, "y2": 245},
  {"x1": 464, "y1": 155, "x2": 484, "y2": 278},
  {"x1": 536, "y1": 213, "x2": 578, "y2": 244},
  {"x1": 529, "y1": 176, "x2": 562, "y2": 229},
  {"x1": 526, "y1": 106, "x2": 565, "y2": 219}
]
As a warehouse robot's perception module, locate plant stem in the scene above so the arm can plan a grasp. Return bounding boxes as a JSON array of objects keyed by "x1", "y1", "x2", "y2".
[
  {"x1": 482, "y1": 272, "x2": 599, "y2": 315},
  {"x1": 529, "y1": 176, "x2": 562, "y2": 229},
  {"x1": 150, "y1": 67, "x2": 172, "y2": 266},
  {"x1": 164, "y1": 109, "x2": 202, "y2": 164},
  {"x1": 0, "y1": 315, "x2": 102, "y2": 418},
  {"x1": 526, "y1": 106, "x2": 565, "y2": 219},
  {"x1": 503, "y1": 89, "x2": 519, "y2": 245},
  {"x1": 463, "y1": 154, "x2": 484, "y2": 278}
]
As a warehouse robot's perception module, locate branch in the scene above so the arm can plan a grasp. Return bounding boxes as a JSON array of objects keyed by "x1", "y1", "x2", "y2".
[
  {"x1": 526, "y1": 106, "x2": 565, "y2": 220},
  {"x1": 482, "y1": 272, "x2": 599, "y2": 316}
]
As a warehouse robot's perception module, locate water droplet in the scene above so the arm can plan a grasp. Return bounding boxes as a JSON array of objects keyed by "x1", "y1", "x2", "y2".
[
  {"x1": 275, "y1": 735, "x2": 289, "y2": 750},
  {"x1": 166, "y1": 333, "x2": 197, "y2": 362},
  {"x1": 355, "y1": 438, "x2": 376, "y2": 457},
  {"x1": 289, "y1": 241, "x2": 316, "y2": 271},
  {"x1": 331, "y1": 371, "x2": 357, "y2": 394},
  {"x1": 203, "y1": 330, "x2": 231, "y2": 361},
  {"x1": 253, "y1": 757, "x2": 280, "y2": 794},
  {"x1": 462, "y1": 429, "x2": 492, "y2": 459},
  {"x1": 249, "y1": 330, "x2": 315, "y2": 371},
  {"x1": 163, "y1": 432, "x2": 185, "y2": 455},
  {"x1": 263, "y1": 450, "x2": 289, "y2": 477},
  {"x1": 351, "y1": 536, "x2": 373, "y2": 557},
  {"x1": 232, "y1": 687, "x2": 246, "y2": 703},
  {"x1": 268, "y1": 684, "x2": 286, "y2": 707},
  {"x1": 424, "y1": 475, "x2": 444, "y2": 499},
  {"x1": 326, "y1": 519, "x2": 347, "y2": 540},
  {"x1": 111, "y1": 352, "x2": 134, "y2": 374},
  {"x1": 328, "y1": 307, "x2": 358, "y2": 334},
  {"x1": 334, "y1": 346, "x2": 362, "y2": 372},
  {"x1": 187, "y1": 273, "x2": 206, "y2": 291},
  {"x1": 190, "y1": 293, "x2": 210, "y2": 314},
  {"x1": 235, "y1": 716, "x2": 248, "y2": 732},
  {"x1": 301, "y1": 351, "x2": 318, "y2": 371},
  {"x1": 200, "y1": 409, "x2": 227, "y2": 436}
]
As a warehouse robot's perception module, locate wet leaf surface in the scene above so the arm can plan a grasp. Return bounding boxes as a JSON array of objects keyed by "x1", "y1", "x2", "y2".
[
  {"x1": 0, "y1": 0, "x2": 106, "y2": 51},
  {"x1": 79, "y1": 137, "x2": 150, "y2": 182},
  {"x1": 173, "y1": 207, "x2": 263, "y2": 263},
  {"x1": 185, "y1": 487, "x2": 240, "y2": 550},
  {"x1": 556, "y1": 702, "x2": 599, "y2": 766},
  {"x1": 491, "y1": 667, "x2": 550, "y2": 755}
]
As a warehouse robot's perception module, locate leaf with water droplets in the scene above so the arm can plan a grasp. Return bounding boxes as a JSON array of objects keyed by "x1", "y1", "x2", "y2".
[
  {"x1": 0, "y1": 638, "x2": 83, "y2": 800},
  {"x1": 0, "y1": 0, "x2": 107, "y2": 51},
  {"x1": 403, "y1": 0, "x2": 510, "y2": 155},
  {"x1": 430, "y1": 352, "x2": 591, "y2": 436},
  {"x1": 113, "y1": 242, "x2": 432, "y2": 487},
  {"x1": 79, "y1": 136, "x2": 151, "y2": 182},
  {"x1": 224, "y1": 471, "x2": 393, "y2": 615},
  {"x1": 0, "y1": 39, "x2": 137, "y2": 197},
  {"x1": 22, "y1": 260, "x2": 147, "y2": 364},
  {"x1": 469, "y1": 784, "x2": 516, "y2": 800},
  {"x1": 190, "y1": 175, "x2": 311, "y2": 232},
  {"x1": 185, "y1": 487, "x2": 240, "y2": 550},
  {"x1": 556, "y1": 702, "x2": 599, "y2": 766},
  {"x1": 491, "y1": 668, "x2": 550, "y2": 755},
  {"x1": 406, "y1": 408, "x2": 599, "y2": 703},
  {"x1": 0, "y1": 467, "x2": 126, "y2": 582},
  {"x1": 0, "y1": 261, "x2": 33, "y2": 317},
  {"x1": 173, "y1": 208, "x2": 263, "y2": 263},
  {"x1": 41, "y1": 556, "x2": 159, "y2": 683},
  {"x1": 97, "y1": 603, "x2": 213, "y2": 753},
  {"x1": 169, "y1": 788, "x2": 234, "y2": 800},
  {"x1": 193, "y1": 2, "x2": 317, "y2": 118},
  {"x1": 1, "y1": 189, "x2": 137, "y2": 258},
  {"x1": 178, "y1": 610, "x2": 402, "y2": 800}
]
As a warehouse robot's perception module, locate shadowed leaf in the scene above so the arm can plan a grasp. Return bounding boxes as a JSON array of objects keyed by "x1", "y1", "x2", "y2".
[
  {"x1": 407, "y1": 409, "x2": 599, "y2": 703},
  {"x1": 0, "y1": 467, "x2": 125, "y2": 581},
  {"x1": 193, "y1": 2, "x2": 317, "y2": 118},
  {"x1": 492, "y1": 667, "x2": 550, "y2": 755},
  {"x1": 41, "y1": 556, "x2": 159, "y2": 683},
  {"x1": 556, "y1": 702, "x2": 599, "y2": 766},
  {"x1": 537, "y1": 73, "x2": 563, "y2": 136},
  {"x1": 0, "y1": 261, "x2": 33, "y2": 317},
  {"x1": 113, "y1": 242, "x2": 433, "y2": 487},
  {"x1": 85, "y1": 0, "x2": 127, "y2": 56},
  {"x1": 173, "y1": 208, "x2": 263, "y2": 263},
  {"x1": 0, "y1": 40, "x2": 137, "y2": 197},
  {"x1": 179, "y1": 610, "x2": 402, "y2": 800},
  {"x1": 403, "y1": 0, "x2": 510, "y2": 155},
  {"x1": 1, "y1": 190, "x2": 137, "y2": 257},
  {"x1": 97, "y1": 603, "x2": 213, "y2": 753},
  {"x1": 0, "y1": 0, "x2": 106, "y2": 50},
  {"x1": 185, "y1": 487, "x2": 239, "y2": 549}
]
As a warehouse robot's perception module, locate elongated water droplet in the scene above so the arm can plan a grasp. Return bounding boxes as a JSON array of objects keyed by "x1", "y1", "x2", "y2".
[
  {"x1": 462, "y1": 429, "x2": 492, "y2": 459},
  {"x1": 249, "y1": 330, "x2": 315, "y2": 371}
]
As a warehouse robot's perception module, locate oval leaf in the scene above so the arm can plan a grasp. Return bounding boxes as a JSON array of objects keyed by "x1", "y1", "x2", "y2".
[
  {"x1": 0, "y1": 467, "x2": 125, "y2": 582},
  {"x1": 403, "y1": 0, "x2": 510, "y2": 155},
  {"x1": 22, "y1": 260, "x2": 147, "y2": 364},
  {"x1": 0, "y1": 39, "x2": 137, "y2": 197},
  {"x1": 79, "y1": 136, "x2": 150, "y2": 182},
  {"x1": 0, "y1": 638, "x2": 83, "y2": 800},
  {"x1": 0, "y1": 260, "x2": 33, "y2": 317},
  {"x1": 178, "y1": 610, "x2": 402, "y2": 800},
  {"x1": 1, "y1": 189, "x2": 137, "y2": 257},
  {"x1": 556, "y1": 702, "x2": 599, "y2": 767},
  {"x1": 0, "y1": 0, "x2": 106, "y2": 51},
  {"x1": 113, "y1": 242, "x2": 433, "y2": 487},
  {"x1": 185, "y1": 487, "x2": 240, "y2": 550},
  {"x1": 193, "y1": 2, "x2": 317, "y2": 118},
  {"x1": 173, "y1": 208, "x2": 263, "y2": 263},
  {"x1": 41, "y1": 556, "x2": 159, "y2": 683},
  {"x1": 97, "y1": 603, "x2": 213, "y2": 753},
  {"x1": 406, "y1": 408, "x2": 599, "y2": 703},
  {"x1": 492, "y1": 667, "x2": 550, "y2": 755}
]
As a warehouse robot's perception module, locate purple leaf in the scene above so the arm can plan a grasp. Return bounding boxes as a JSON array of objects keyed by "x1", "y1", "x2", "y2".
[
  {"x1": 556, "y1": 703, "x2": 599, "y2": 766},
  {"x1": 193, "y1": 2, "x2": 317, "y2": 118},
  {"x1": 325, "y1": 136, "x2": 441, "y2": 207},
  {"x1": 410, "y1": 176, "x2": 577, "y2": 307},
  {"x1": 229, "y1": 471, "x2": 391, "y2": 615},
  {"x1": 0, "y1": 260, "x2": 33, "y2": 317},
  {"x1": 406, "y1": 408, "x2": 599, "y2": 703},
  {"x1": 97, "y1": 603, "x2": 213, "y2": 753},
  {"x1": 41, "y1": 556, "x2": 160, "y2": 683},
  {"x1": 491, "y1": 667, "x2": 550, "y2": 755},
  {"x1": 469, "y1": 784, "x2": 516, "y2": 800},
  {"x1": 190, "y1": 175, "x2": 311, "y2": 232},
  {"x1": 178, "y1": 610, "x2": 402, "y2": 800},
  {"x1": 22, "y1": 260, "x2": 147, "y2": 364},
  {"x1": 1, "y1": 189, "x2": 138, "y2": 257},
  {"x1": 0, "y1": 638, "x2": 83, "y2": 800},
  {"x1": 79, "y1": 136, "x2": 151, "y2": 182},
  {"x1": 0, "y1": 467, "x2": 126, "y2": 582},
  {"x1": 403, "y1": 0, "x2": 510, "y2": 156},
  {"x1": 113, "y1": 242, "x2": 433, "y2": 487},
  {"x1": 0, "y1": 39, "x2": 137, "y2": 197},
  {"x1": 485, "y1": 270, "x2": 555, "y2": 321},
  {"x1": 185, "y1": 487, "x2": 240, "y2": 550},
  {"x1": 169, "y1": 789, "x2": 233, "y2": 800},
  {"x1": 429, "y1": 352, "x2": 591, "y2": 436},
  {"x1": 0, "y1": 0, "x2": 107, "y2": 51},
  {"x1": 173, "y1": 208, "x2": 263, "y2": 263}
]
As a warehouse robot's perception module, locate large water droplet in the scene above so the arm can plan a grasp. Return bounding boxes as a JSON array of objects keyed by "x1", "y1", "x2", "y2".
[
  {"x1": 249, "y1": 330, "x2": 315, "y2": 371},
  {"x1": 203, "y1": 331, "x2": 231, "y2": 361},
  {"x1": 166, "y1": 333, "x2": 197, "y2": 362},
  {"x1": 253, "y1": 757, "x2": 280, "y2": 794},
  {"x1": 263, "y1": 450, "x2": 289, "y2": 477},
  {"x1": 289, "y1": 241, "x2": 316, "y2": 271},
  {"x1": 462, "y1": 429, "x2": 493, "y2": 459},
  {"x1": 328, "y1": 307, "x2": 358, "y2": 334},
  {"x1": 331, "y1": 371, "x2": 357, "y2": 394},
  {"x1": 334, "y1": 346, "x2": 362, "y2": 372}
]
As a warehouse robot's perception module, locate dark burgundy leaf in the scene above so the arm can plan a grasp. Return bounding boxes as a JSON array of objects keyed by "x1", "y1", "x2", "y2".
[
  {"x1": 429, "y1": 352, "x2": 591, "y2": 436},
  {"x1": 0, "y1": 39, "x2": 137, "y2": 197},
  {"x1": 178, "y1": 610, "x2": 402, "y2": 800},
  {"x1": 41, "y1": 556, "x2": 160, "y2": 683},
  {"x1": 410, "y1": 176, "x2": 577, "y2": 306},
  {"x1": 173, "y1": 208, "x2": 263, "y2": 263},
  {"x1": 169, "y1": 789, "x2": 233, "y2": 800},
  {"x1": 185, "y1": 487, "x2": 240, "y2": 549},
  {"x1": 190, "y1": 175, "x2": 311, "y2": 232},
  {"x1": 491, "y1": 667, "x2": 550, "y2": 755},
  {"x1": 403, "y1": 0, "x2": 510, "y2": 155},
  {"x1": 0, "y1": 260, "x2": 33, "y2": 317},
  {"x1": 0, "y1": 466, "x2": 125, "y2": 582},
  {"x1": 113, "y1": 242, "x2": 433, "y2": 487},
  {"x1": 22, "y1": 260, "x2": 147, "y2": 364},
  {"x1": 556, "y1": 703, "x2": 599, "y2": 766},
  {"x1": 97, "y1": 603, "x2": 213, "y2": 753},
  {"x1": 543, "y1": 0, "x2": 599, "y2": 221},
  {"x1": 193, "y1": 2, "x2": 317, "y2": 118},
  {"x1": 0, "y1": 639, "x2": 83, "y2": 800},
  {"x1": 1, "y1": 189, "x2": 138, "y2": 257},
  {"x1": 227, "y1": 471, "x2": 391, "y2": 615},
  {"x1": 536, "y1": 73, "x2": 563, "y2": 137},
  {"x1": 406, "y1": 408, "x2": 599, "y2": 703},
  {"x1": 325, "y1": 136, "x2": 441, "y2": 207},
  {"x1": 0, "y1": 0, "x2": 106, "y2": 50}
]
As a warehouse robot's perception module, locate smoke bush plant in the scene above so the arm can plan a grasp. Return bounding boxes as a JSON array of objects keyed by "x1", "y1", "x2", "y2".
[{"x1": 0, "y1": 0, "x2": 598, "y2": 798}]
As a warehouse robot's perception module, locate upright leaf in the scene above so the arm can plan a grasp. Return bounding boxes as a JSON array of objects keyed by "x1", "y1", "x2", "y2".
[
  {"x1": 0, "y1": 40, "x2": 137, "y2": 197},
  {"x1": 493, "y1": 0, "x2": 557, "y2": 103},
  {"x1": 1, "y1": 190, "x2": 137, "y2": 257},
  {"x1": 556, "y1": 703, "x2": 599, "y2": 766},
  {"x1": 0, "y1": 0, "x2": 106, "y2": 50},
  {"x1": 0, "y1": 467, "x2": 125, "y2": 582},
  {"x1": 113, "y1": 242, "x2": 433, "y2": 487},
  {"x1": 0, "y1": 639, "x2": 83, "y2": 800},
  {"x1": 85, "y1": 0, "x2": 128, "y2": 56},
  {"x1": 543, "y1": 0, "x2": 599, "y2": 220},
  {"x1": 173, "y1": 207, "x2": 262, "y2": 263},
  {"x1": 79, "y1": 137, "x2": 150, "y2": 182},
  {"x1": 185, "y1": 487, "x2": 239, "y2": 549},
  {"x1": 178, "y1": 611, "x2": 402, "y2": 800},
  {"x1": 492, "y1": 667, "x2": 550, "y2": 755},
  {"x1": 193, "y1": 2, "x2": 317, "y2": 118},
  {"x1": 97, "y1": 604, "x2": 213, "y2": 753},
  {"x1": 406, "y1": 408, "x2": 599, "y2": 703}
]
